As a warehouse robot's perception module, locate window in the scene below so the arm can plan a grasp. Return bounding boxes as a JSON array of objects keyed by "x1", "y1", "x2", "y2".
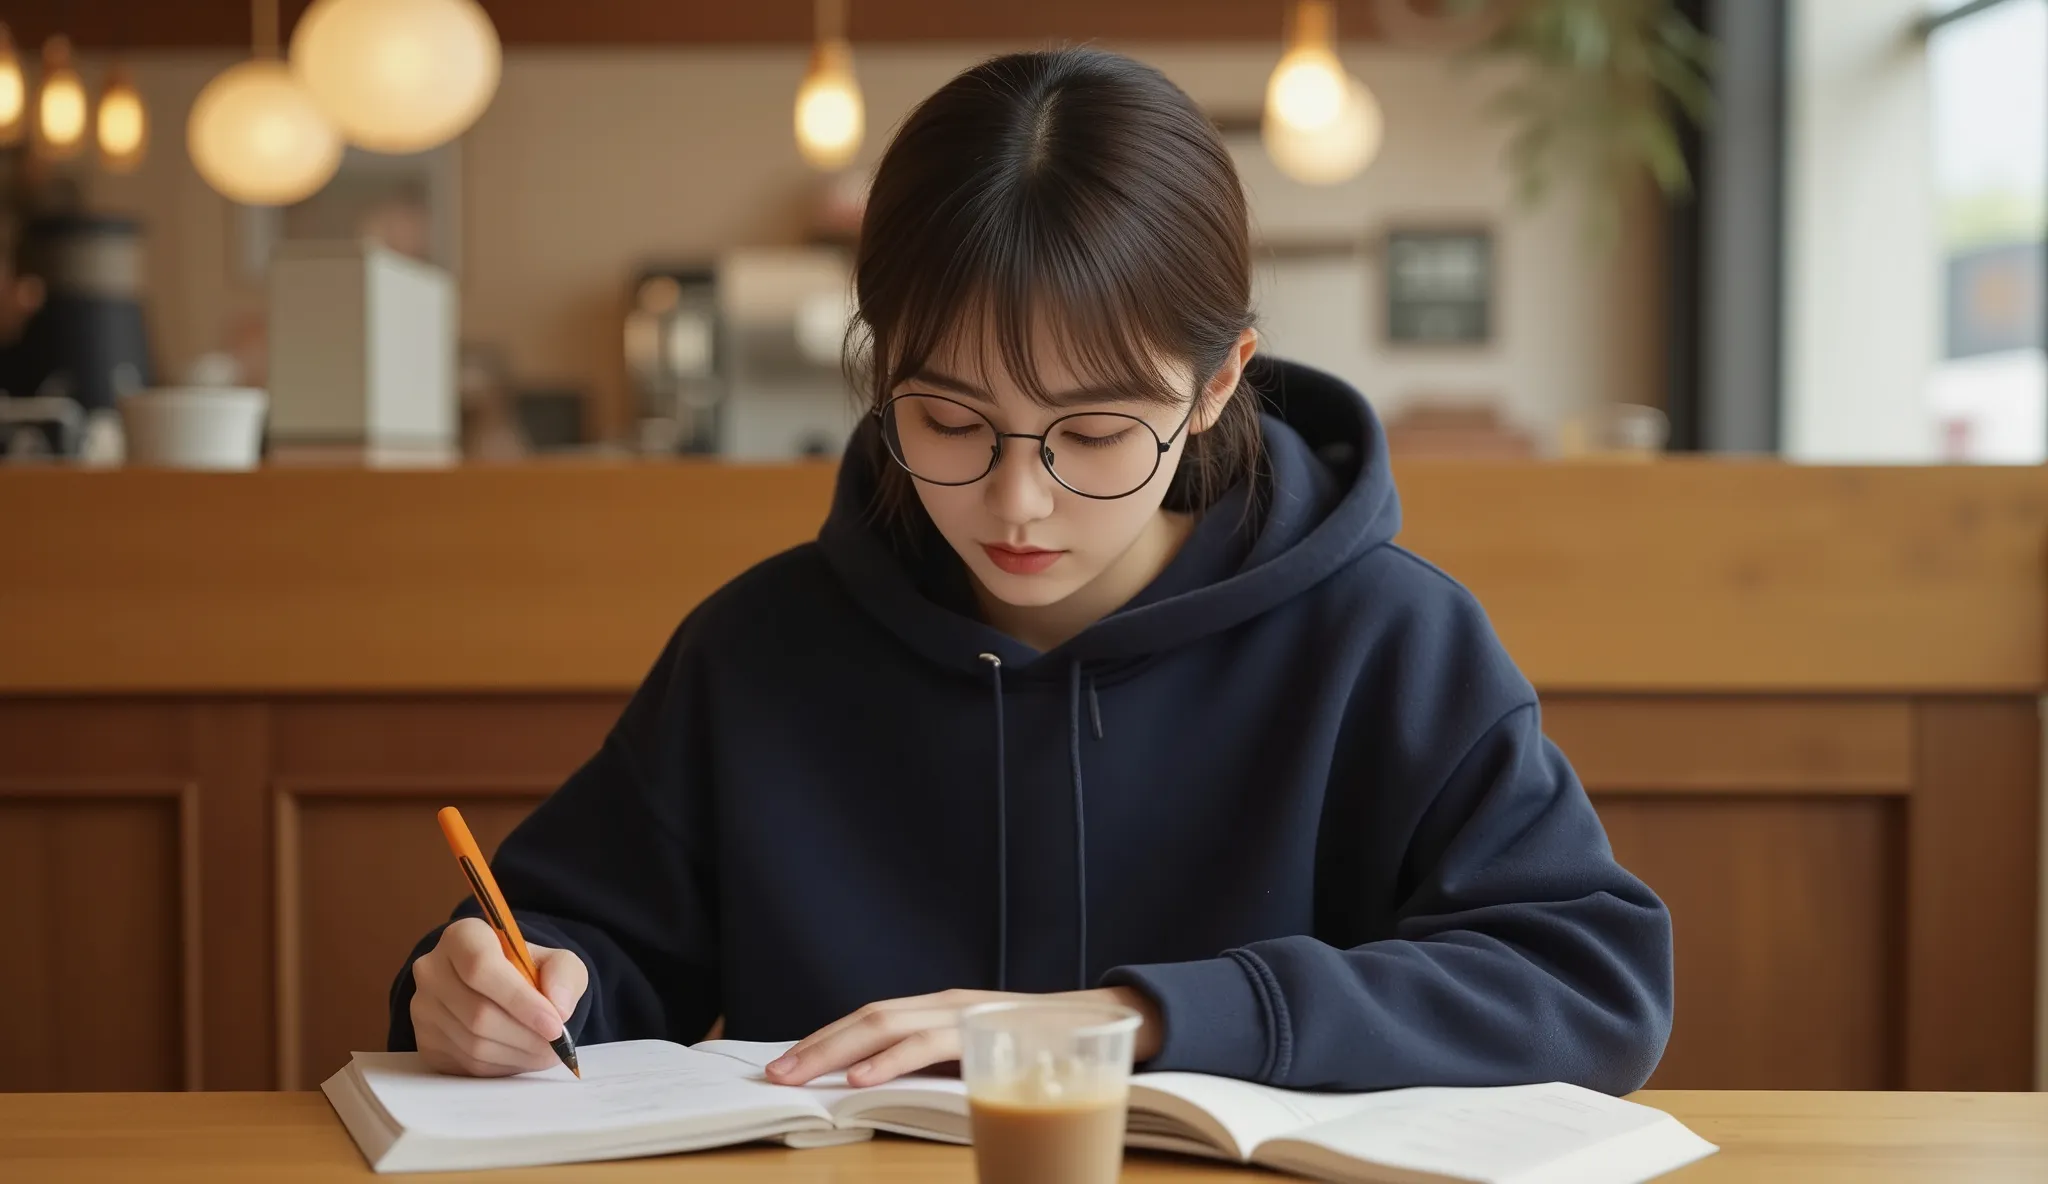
[{"x1": 1925, "y1": 0, "x2": 2047, "y2": 462}]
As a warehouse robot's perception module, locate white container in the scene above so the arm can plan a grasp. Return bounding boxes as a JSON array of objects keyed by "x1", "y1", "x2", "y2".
[
  {"x1": 120, "y1": 387, "x2": 267, "y2": 469},
  {"x1": 267, "y1": 240, "x2": 457, "y2": 455}
]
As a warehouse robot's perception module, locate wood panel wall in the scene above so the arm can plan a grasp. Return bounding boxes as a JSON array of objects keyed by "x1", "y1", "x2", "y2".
[{"x1": 2, "y1": 693, "x2": 2034, "y2": 1094}]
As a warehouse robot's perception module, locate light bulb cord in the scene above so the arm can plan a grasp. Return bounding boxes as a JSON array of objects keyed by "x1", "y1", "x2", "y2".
[
  {"x1": 816, "y1": 0, "x2": 847, "y2": 43},
  {"x1": 1289, "y1": 0, "x2": 1336, "y2": 52},
  {"x1": 253, "y1": 0, "x2": 279, "y2": 60}
]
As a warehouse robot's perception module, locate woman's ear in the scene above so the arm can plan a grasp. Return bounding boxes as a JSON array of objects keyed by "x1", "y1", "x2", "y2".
[{"x1": 1192, "y1": 328, "x2": 1260, "y2": 434}]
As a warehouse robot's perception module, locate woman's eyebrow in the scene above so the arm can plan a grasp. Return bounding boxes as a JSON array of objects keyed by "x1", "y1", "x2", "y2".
[{"x1": 906, "y1": 367, "x2": 1139, "y2": 407}]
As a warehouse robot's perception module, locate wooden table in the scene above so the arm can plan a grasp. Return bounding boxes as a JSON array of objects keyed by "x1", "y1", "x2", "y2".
[{"x1": 2, "y1": 1090, "x2": 2044, "y2": 1182}]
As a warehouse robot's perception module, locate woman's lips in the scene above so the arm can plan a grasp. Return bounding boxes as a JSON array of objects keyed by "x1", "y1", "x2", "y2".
[{"x1": 982, "y1": 544, "x2": 1065, "y2": 575}]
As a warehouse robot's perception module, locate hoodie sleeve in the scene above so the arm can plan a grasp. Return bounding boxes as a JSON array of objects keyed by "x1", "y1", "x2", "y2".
[
  {"x1": 1102, "y1": 702, "x2": 1674, "y2": 1094},
  {"x1": 387, "y1": 625, "x2": 721, "y2": 1051}
]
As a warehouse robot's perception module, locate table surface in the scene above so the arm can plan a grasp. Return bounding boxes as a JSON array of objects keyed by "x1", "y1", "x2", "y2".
[{"x1": 2, "y1": 1089, "x2": 2044, "y2": 1182}]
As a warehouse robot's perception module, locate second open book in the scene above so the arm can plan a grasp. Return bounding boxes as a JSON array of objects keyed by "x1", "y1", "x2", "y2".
[{"x1": 323, "y1": 1037, "x2": 1716, "y2": 1182}]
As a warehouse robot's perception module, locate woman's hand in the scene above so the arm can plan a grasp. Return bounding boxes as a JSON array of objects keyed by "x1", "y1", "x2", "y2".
[
  {"x1": 410, "y1": 917, "x2": 588, "y2": 1077},
  {"x1": 764, "y1": 986, "x2": 1162, "y2": 1088}
]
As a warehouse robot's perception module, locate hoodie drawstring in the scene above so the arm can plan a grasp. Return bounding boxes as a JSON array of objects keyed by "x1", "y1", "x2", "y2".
[
  {"x1": 978, "y1": 653, "x2": 1009, "y2": 991},
  {"x1": 1067, "y1": 660, "x2": 1090, "y2": 990},
  {"x1": 978, "y1": 654, "x2": 1094, "y2": 993}
]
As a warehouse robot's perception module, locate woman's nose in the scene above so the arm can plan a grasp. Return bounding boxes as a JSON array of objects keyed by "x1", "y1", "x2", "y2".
[{"x1": 983, "y1": 435, "x2": 1057, "y2": 523}]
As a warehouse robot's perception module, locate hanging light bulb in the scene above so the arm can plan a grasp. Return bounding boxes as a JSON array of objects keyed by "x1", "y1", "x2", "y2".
[
  {"x1": 36, "y1": 36, "x2": 88, "y2": 160},
  {"x1": 794, "y1": 0, "x2": 863, "y2": 171},
  {"x1": 188, "y1": 0, "x2": 343, "y2": 205},
  {"x1": 0, "y1": 26, "x2": 25, "y2": 147},
  {"x1": 290, "y1": 0, "x2": 501, "y2": 154},
  {"x1": 189, "y1": 64, "x2": 342, "y2": 205},
  {"x1": 795, "y1": 41, "x2": 863, "y2": 170},
  {"x1": 97, "y1": 63, "x2": 148, "y2": 172},
  {"x1": 1262, "y1": 1, "x2": 1383, "y2": 186},
  {"x1": 1263, "y1": 75, "x2": 1383, "y2": 186},
  {"x1": 1265, "y1": 1, "x2": 1346, "y2": 133}
]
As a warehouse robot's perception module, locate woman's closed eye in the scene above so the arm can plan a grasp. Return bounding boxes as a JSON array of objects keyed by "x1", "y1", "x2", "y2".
[
  {"x1": 920, "y1": 410, "x2": 988, "y2": 438},
  {"x1": 1058, "y1": 425, "x2": 1137, "y2": 449}
]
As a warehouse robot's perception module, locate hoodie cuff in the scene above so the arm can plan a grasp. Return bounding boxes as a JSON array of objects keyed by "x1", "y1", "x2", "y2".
[{"x1": 1100, "y1": 953, "x2": 1273, "y2": 1082}]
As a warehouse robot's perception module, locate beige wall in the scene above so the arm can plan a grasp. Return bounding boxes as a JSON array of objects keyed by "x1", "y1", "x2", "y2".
[{"x1": 81, "y1": 44, "x2": 1661, "y2": 447}]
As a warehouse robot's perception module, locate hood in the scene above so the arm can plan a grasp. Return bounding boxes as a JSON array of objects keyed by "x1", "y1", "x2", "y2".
[{"x1": 817, "y1": 356, "x2": 1401, "y2": 674}]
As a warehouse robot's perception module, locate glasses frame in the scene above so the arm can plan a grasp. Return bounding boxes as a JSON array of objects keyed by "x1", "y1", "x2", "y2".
[{"x1": 877, "y1": 392, "x2": 1198, "y2": 501}]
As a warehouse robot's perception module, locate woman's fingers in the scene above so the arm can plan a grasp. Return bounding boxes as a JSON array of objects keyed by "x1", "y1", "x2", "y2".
[
  {"x1": 772, "y1": 1003, "x2": 957, "y2": 1084},
  {"x1": 845, "y1": 1024, "x2": 961, "y2": 1087},
  {"x1": 439, "y1": 919, "x2": 569, "y2": 1042},
  {"x1": 787, "y1": 990, "x2": 942, "y2": 1059},
  {"x1": 414, "y1": 948, "x2": 559, "y2": 1055},
  {"x1": 531, "y1": 944, "x2": 590, "y2": 1023},
  {"x1": 770, "y1": 991, "x2": 983, "y2": 1085},
  {"x1": 410, "y1": 920, "x2": 569, "y2": 1079},
  {"x1": 414, "y1": 991, "x2": 558, "y2": 1076}
]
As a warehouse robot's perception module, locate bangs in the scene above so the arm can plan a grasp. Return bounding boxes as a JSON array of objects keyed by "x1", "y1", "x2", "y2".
[{"x1": 872, "y1": 211, "x2": 1205, "y2": 410}]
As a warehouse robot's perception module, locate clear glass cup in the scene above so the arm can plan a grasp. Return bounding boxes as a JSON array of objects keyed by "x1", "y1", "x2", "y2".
[{"x1": 960, "y1": 1001, "x2": 1142, "y2": 1184}]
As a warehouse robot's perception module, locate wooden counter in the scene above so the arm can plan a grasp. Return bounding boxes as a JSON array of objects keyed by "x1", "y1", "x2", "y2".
[
  {"x1": 2, "y1": 461, "x2": 2042, "y2": 1096},
  {"x1": 4, "y1": 1089, "x2": 2047, "y2": 1183}
]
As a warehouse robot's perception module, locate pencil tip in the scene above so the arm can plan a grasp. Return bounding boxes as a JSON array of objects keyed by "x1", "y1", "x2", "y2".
[{"x1": 570, "y1": 1064, "x2": 582, "y2": 1079}]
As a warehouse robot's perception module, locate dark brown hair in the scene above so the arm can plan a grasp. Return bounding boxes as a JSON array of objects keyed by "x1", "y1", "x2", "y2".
[{"x1": 849, "y1": 47, "x2": 1262, "y2": 525}]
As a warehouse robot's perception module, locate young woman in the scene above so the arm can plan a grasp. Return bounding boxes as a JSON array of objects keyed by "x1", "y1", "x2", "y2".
[{"x1": 392, "y1": 47, "x2": 1673, "y2": 1095}]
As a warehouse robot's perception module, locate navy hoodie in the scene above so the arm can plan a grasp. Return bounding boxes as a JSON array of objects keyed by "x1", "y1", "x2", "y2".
[{"x1": 388, "y1": 359, "x2": 1674, "y2": 1093}]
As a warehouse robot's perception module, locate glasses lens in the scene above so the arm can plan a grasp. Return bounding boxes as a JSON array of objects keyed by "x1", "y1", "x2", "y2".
[
  {"x1": 884, "y1": 395, "x2": 998, "y2": 484},
  {"x1": 1044, "y1": 413, "x2": 1163, "y2": 498}
]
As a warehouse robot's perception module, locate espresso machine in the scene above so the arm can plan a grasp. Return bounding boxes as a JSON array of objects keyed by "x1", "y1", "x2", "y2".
[
  {"x1": 623, "y1": 249, "x2": 857, "y2": 459},
  {"x1": 623, "y1": 264, "x2": 723, "y2": 454}
]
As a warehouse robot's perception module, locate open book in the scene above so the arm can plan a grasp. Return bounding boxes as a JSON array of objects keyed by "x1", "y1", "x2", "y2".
[{"x1": 323, "y1": 1039, "x2": 1717, "y2": 1183}]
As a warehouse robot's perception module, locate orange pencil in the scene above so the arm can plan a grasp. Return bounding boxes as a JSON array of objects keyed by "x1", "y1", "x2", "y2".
[{"x1": 436, "y1": 806, "x2": 581, "y2": 1078}]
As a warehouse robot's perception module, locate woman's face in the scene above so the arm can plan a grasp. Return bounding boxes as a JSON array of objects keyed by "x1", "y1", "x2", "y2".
[{"x1": 894, "y1": 325, "x2": 1245, "y2": 610}]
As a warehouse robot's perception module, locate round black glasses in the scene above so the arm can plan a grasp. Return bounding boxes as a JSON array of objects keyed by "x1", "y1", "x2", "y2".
[{"x1": 878, "y1": 393, "x2": 1196, "y2": 500}]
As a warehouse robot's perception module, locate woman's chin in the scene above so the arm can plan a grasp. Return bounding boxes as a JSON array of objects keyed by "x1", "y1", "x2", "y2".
[{"x1": 973, "y1": 562, "x2": 1088, "y2": 609}]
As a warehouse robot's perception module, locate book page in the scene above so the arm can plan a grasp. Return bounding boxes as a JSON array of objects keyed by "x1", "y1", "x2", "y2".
[
  {"x1": 691, "y1": 1040, "x2": 1382, "y2": 1155},
  {"x1": 1128, "y1": 1072, "x2": 1383, "y2": 1159},
  {"x1": 351, "y1": 1040, "x2": 833, "y2": 1141},
  {"x1": 690, "y1": 1039, "x2": 798, "y2": 1072},
  {"x1": 1259, "y1": 1083, "x2": 1699, "y2": 1184},
  {"x1": 822, "y1": 1074, "x2": 971, "y2": 1136},
  {"x1": 694, "y1": 1039, "x2": 968, "y2": 1100}
]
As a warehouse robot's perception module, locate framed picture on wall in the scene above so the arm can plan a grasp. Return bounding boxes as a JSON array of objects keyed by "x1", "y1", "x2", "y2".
[{"x1": 1383, "y1": 226, "x2": 1493, "y2": 347}]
